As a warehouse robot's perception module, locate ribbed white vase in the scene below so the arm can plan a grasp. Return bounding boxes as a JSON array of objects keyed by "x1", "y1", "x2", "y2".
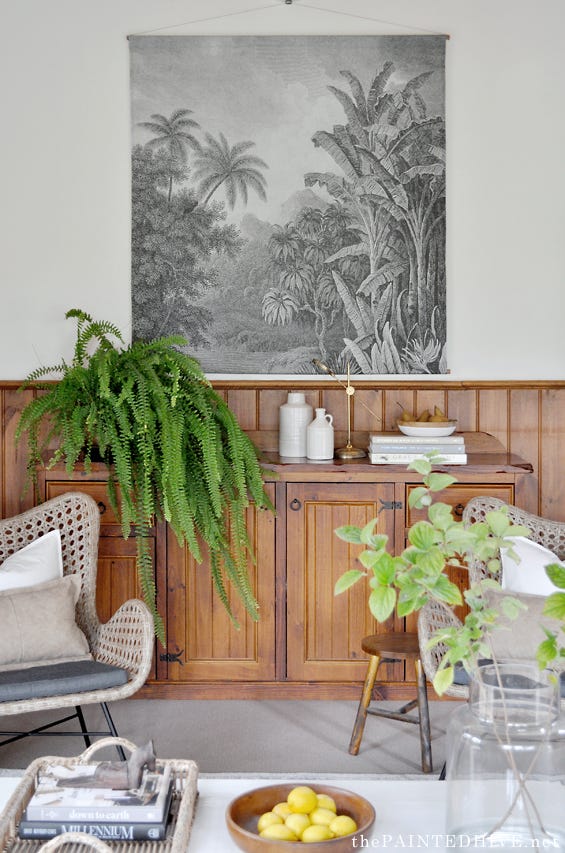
[{"x1": 279, "y1": 392, "x2": 313, "y2": 458}]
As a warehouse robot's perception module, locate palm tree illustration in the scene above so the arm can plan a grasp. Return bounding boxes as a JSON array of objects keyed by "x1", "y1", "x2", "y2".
[
  {"x1": 194, "y1": 133, "x2": 268, "y2": 209},
  {"x1": 137, "y1": 108, "x2": 200, "y2": 202},
  {"x1": 304, "y1": 62, "x2": 446, "y2": 373}
]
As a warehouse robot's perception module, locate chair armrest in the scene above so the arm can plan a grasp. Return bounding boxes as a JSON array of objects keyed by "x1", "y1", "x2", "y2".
[
  {"x1": 417, "y1": 600, "x2": 469, "y2": 699},
  {"x1": 91, "y1": 599, "x2": 154, "y2": 687}
]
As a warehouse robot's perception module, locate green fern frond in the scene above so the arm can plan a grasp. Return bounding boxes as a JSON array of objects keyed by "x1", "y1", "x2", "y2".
[{"x1": 16, "y1": 309, "x2": 272, "y2": 638}]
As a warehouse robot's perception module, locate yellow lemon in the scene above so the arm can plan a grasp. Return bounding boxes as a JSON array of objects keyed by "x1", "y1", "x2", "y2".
[
  {"x1": 330, "y1": 814, "x2": 358, "y2": 837},
  {"x1": 287, "y1": 785, "x2": 318, "y2": 814},
  {"x1": 285, "y1": 812, "x2": 311, "y2": 839},
  {"x1": 309, "y1": 807, "x2": 336, "y2": 827},
  {"x1": 259, "y1": 823, "x2": 298, "y2": 841},
  {"x1": 316, "y1": 793, "x2": 337, "y2": 813},
  {"x1": 301, "y1": 824, "x2": 335, "y2": 842},
  {"x1": 257, "y1": 812, "x2": 283, "y2": 833},
  {"x1": 273, "y1": 802, "x2": 292, "y2": 819}
]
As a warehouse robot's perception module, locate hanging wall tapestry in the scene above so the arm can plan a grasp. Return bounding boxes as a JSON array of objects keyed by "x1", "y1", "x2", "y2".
[{"x1": 130, "y1": 35, "x2": 446, "y2": 375}]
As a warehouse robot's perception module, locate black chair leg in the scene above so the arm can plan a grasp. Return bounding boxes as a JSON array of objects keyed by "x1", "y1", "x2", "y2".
[
  {"x1": 0, "y1": 703, "x2": 126, "y2": 758},
  {"x1": 75, "y1": 705, "x2": 92, "y2": 750},
  {"x1": 415, "y1": 659, "x2": 433, "y2": 773},
  {"x1": 100, "y1": 702, "x2": 126, "y2": 760}
]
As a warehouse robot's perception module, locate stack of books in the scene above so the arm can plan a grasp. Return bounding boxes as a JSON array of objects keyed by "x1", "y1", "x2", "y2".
[
  {"x1": 368, "y1": 433, "x2": 467, "y2": 465},
  {"x1": 18, "y1": 762, "x2": 173, "y2": 842}
]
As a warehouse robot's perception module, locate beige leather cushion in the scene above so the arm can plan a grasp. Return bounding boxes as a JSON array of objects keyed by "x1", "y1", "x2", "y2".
[
  {"x1": 0, "y1": 576, "x2": 90, "y2": 666},
  {"x1": 485, "y1": 587, "x2": 560, "y2": 661}
]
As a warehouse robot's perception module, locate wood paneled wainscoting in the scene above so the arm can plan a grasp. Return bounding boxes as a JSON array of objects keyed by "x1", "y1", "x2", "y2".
[{"x1": 1, "y1": 379, "x2": 564, "y2": 700}]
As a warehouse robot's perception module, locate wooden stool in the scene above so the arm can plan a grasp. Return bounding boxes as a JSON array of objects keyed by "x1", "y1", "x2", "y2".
[{"x1": 349, "y1": 632, "x2": 433, "y2": 773}]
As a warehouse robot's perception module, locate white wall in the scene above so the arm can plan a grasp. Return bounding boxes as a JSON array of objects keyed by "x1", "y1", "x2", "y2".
[{"x1": 1, "y1": 0, "x2": 564, "y2": 380}]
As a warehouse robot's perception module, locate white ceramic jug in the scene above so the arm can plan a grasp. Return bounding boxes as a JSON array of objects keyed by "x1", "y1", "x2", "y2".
[
  {"x1": 306, "y1": 408, "x2": 334, "y2": 460},
  {"x1": 279, "y1": 392, "x2": 313, "y2": 457}
]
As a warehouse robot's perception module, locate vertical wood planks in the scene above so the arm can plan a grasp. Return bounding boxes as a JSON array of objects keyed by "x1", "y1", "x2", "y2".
[
  {"x1": 540, "y1": 389, "x2": 565, "y2": 521},
  {"x1": 477, "y1": 389, "x2": 509, "y2": 447},
  {"x1": 3, "y1": 379, "x2": 565, "y2": 536},
  {"x1": 226, "y1": 389, "x2": 257, "y2": 431},
  {"x1": 2, "y1": 387, "x2": 35, "y2": 518},
  {"x1": 510, "y1": 389, "x2": 540, "y2": 513},
  {"x1": 446, "y1": 389, "x2": 477, "y2": 431},
  {"x1": 354, "y1": 388, "x2": 383, "y2": 434}
]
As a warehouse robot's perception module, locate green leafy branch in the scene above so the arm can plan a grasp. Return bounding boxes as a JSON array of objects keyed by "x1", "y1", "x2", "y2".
[
  {"x1": 537, "y1": 563, "x2": 565, "y2": 669},
  {"x1": 334, "y1": 454, "x2": 532, "y2": 694}
]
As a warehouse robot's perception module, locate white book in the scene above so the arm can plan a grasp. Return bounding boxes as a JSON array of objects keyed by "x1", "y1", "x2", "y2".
[
  {"x1": 369, "y1": 452, "x2": 467, "y2": 465},
  {"x1": 369, "y1": 433, "x2": 465, "y2": 445},
  {"x1": 24, "y1": 764, "x2": 172, "y2": 823},
  {"x1": 368, "y1": 442, "x2": 466, "y2": 455}
]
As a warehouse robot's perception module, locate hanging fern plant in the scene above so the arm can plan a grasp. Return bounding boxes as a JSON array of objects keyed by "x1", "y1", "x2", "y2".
[{"x1": 16, "y1": 309, "x2": 273, "y2": 643}]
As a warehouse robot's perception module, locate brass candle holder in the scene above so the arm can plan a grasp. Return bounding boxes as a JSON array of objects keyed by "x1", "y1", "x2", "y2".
[{"x1": 312, "y1": 359, "x2": 377, "y2": 460}]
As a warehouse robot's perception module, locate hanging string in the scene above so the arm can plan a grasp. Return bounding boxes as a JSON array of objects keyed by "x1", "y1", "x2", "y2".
[
  {"x1": 297, "y1": 2, "x2": 449, "y2": 37},
  {"x1": 129, "y1": 2, "x2": 280, "y2": 38},
  {"x1": 128, "y1": 0, "x2": 449, "y2": 39}
]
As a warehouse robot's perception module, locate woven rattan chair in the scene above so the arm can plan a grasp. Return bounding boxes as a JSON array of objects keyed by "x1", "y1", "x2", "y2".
[
  {"x1": 418, "y1": 496, "x2": 565, "y2": 699},
  {"x1": 0, "y1": 492, "x2": 154, "y2": 755},
  {"x1": 419, "y1": 496, "x2": 565, "y2": 779},
  {"x1": 462, "y1": 496, "x2": 565, "y2": 583}
]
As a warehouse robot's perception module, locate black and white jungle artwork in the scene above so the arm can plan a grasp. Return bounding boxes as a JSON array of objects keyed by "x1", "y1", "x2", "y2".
[{"x1": 130, "y1": 35, "x2": 446, "y2": 374}]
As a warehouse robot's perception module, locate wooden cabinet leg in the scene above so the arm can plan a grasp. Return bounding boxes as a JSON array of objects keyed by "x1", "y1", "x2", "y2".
[{"x1": 348, "y1": 654, "x2": 380, "y2": 755}]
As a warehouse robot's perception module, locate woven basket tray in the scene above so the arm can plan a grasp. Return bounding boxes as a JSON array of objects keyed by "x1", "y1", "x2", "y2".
[{"x1": 0, "y1": 738, "x2": 198, "y2": 852}]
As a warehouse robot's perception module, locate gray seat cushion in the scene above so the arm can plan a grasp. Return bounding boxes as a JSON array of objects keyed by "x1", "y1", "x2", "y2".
[
  {"x1": 452, "y1": 660, "x2": 565, "y2": 697},
  {"x1": 0, "y1": 660, "x2": 129, "y2": 702}
]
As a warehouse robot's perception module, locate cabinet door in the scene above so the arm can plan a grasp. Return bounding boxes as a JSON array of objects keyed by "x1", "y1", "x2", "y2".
[
  {"x1": 286, "y1": 482, "x2": 401, "y2": 682},
  {"x1": 163, "y1": 485, "x2": 276, "y2": 682}
]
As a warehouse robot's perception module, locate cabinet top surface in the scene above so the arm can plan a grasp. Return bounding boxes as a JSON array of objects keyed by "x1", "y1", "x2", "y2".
[
  {"x1": 260, "y1": 451, "x2": 533, "y2": 476},
  {"x1": 39, "y1": 433, "x2": 532, "y2": 481},
  {"x1": 260, "y1": 433, "x2": 533, "y2": 478}
]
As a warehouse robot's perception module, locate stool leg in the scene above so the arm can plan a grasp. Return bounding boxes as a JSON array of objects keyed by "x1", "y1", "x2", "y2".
[
  {"x1": 349, "y1": 654, "x2": 380, "y2": 755},
  {"x1": 415, "y1": 658, "x2": 433, "y2": 773}
]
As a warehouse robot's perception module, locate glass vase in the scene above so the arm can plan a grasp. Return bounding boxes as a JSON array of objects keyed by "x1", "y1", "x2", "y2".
[{"x1": 446, "y1": 661, "x2": 565, "y2": 848}]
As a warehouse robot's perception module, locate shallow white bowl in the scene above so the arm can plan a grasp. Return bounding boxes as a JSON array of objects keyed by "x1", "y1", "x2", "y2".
[{"x1": 397, "y1": 421, "x2": 457, "y2": 437}]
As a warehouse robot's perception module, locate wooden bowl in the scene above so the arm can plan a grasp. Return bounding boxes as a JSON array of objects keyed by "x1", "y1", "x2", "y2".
[{"x1": 226, "y1": 783, "x2": 375, "y2": 852}]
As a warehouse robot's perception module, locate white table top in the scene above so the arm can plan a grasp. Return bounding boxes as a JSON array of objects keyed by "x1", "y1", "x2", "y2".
[{"x1": 0, "y1": 775, "x2": 447, "y2": 851}]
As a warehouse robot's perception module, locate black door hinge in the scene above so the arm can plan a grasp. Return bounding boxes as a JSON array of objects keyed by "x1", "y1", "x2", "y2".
[
  {"x1": 160, "y1": 650, "x2": 184, "y2": 665},
  {"x1": 377, "y1": 498, "x2": 403, "y2": 513}
]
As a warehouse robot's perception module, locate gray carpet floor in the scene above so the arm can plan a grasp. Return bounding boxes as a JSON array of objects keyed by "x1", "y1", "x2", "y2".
[{"x1": 0, "y1": 699, "x2": 459, "y2": 776}]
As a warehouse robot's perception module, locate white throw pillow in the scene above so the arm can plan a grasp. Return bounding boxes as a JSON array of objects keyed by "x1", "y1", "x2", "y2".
[
  {"x1": 501, "y1": 536, "x2": 562, "y2": 597},
  {"x1": 0, "y1": 529, "x2": 63, "y2": 591}
]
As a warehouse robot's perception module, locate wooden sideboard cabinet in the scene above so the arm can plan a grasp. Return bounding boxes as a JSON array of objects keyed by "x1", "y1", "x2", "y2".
[{"x1": 38, "y1": 433, "x2": 533, "y2": 700}]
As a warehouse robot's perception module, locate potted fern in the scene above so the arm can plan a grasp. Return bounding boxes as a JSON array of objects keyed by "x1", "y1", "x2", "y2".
[{"x1": 16, "y1": 308, "x2": 273, "y2": 642}]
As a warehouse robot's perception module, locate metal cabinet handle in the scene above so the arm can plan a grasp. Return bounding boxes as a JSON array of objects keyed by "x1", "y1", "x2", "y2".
[
  {"x1": 289, "y1": 498, "x2": 302, "y2": 511},
  {"x1": 97, "y1": 501, "x2": 107, "y2": 515},
  {"x1": 453, "y1": 503, "x2": 465, "y2": 518}
]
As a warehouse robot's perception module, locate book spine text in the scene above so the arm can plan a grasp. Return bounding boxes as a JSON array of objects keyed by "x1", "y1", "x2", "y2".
[{"x1": 19, "y1": 820, "x2": 166, "y2": 841}]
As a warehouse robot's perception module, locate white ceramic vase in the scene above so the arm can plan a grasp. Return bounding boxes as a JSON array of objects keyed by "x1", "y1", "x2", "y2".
[
  {"x1": 306, "y1": 408, "x2": 334, "y2": 460},
  {"x1": 278, "y1": 392, "x2": 313, "y2": 458}
]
